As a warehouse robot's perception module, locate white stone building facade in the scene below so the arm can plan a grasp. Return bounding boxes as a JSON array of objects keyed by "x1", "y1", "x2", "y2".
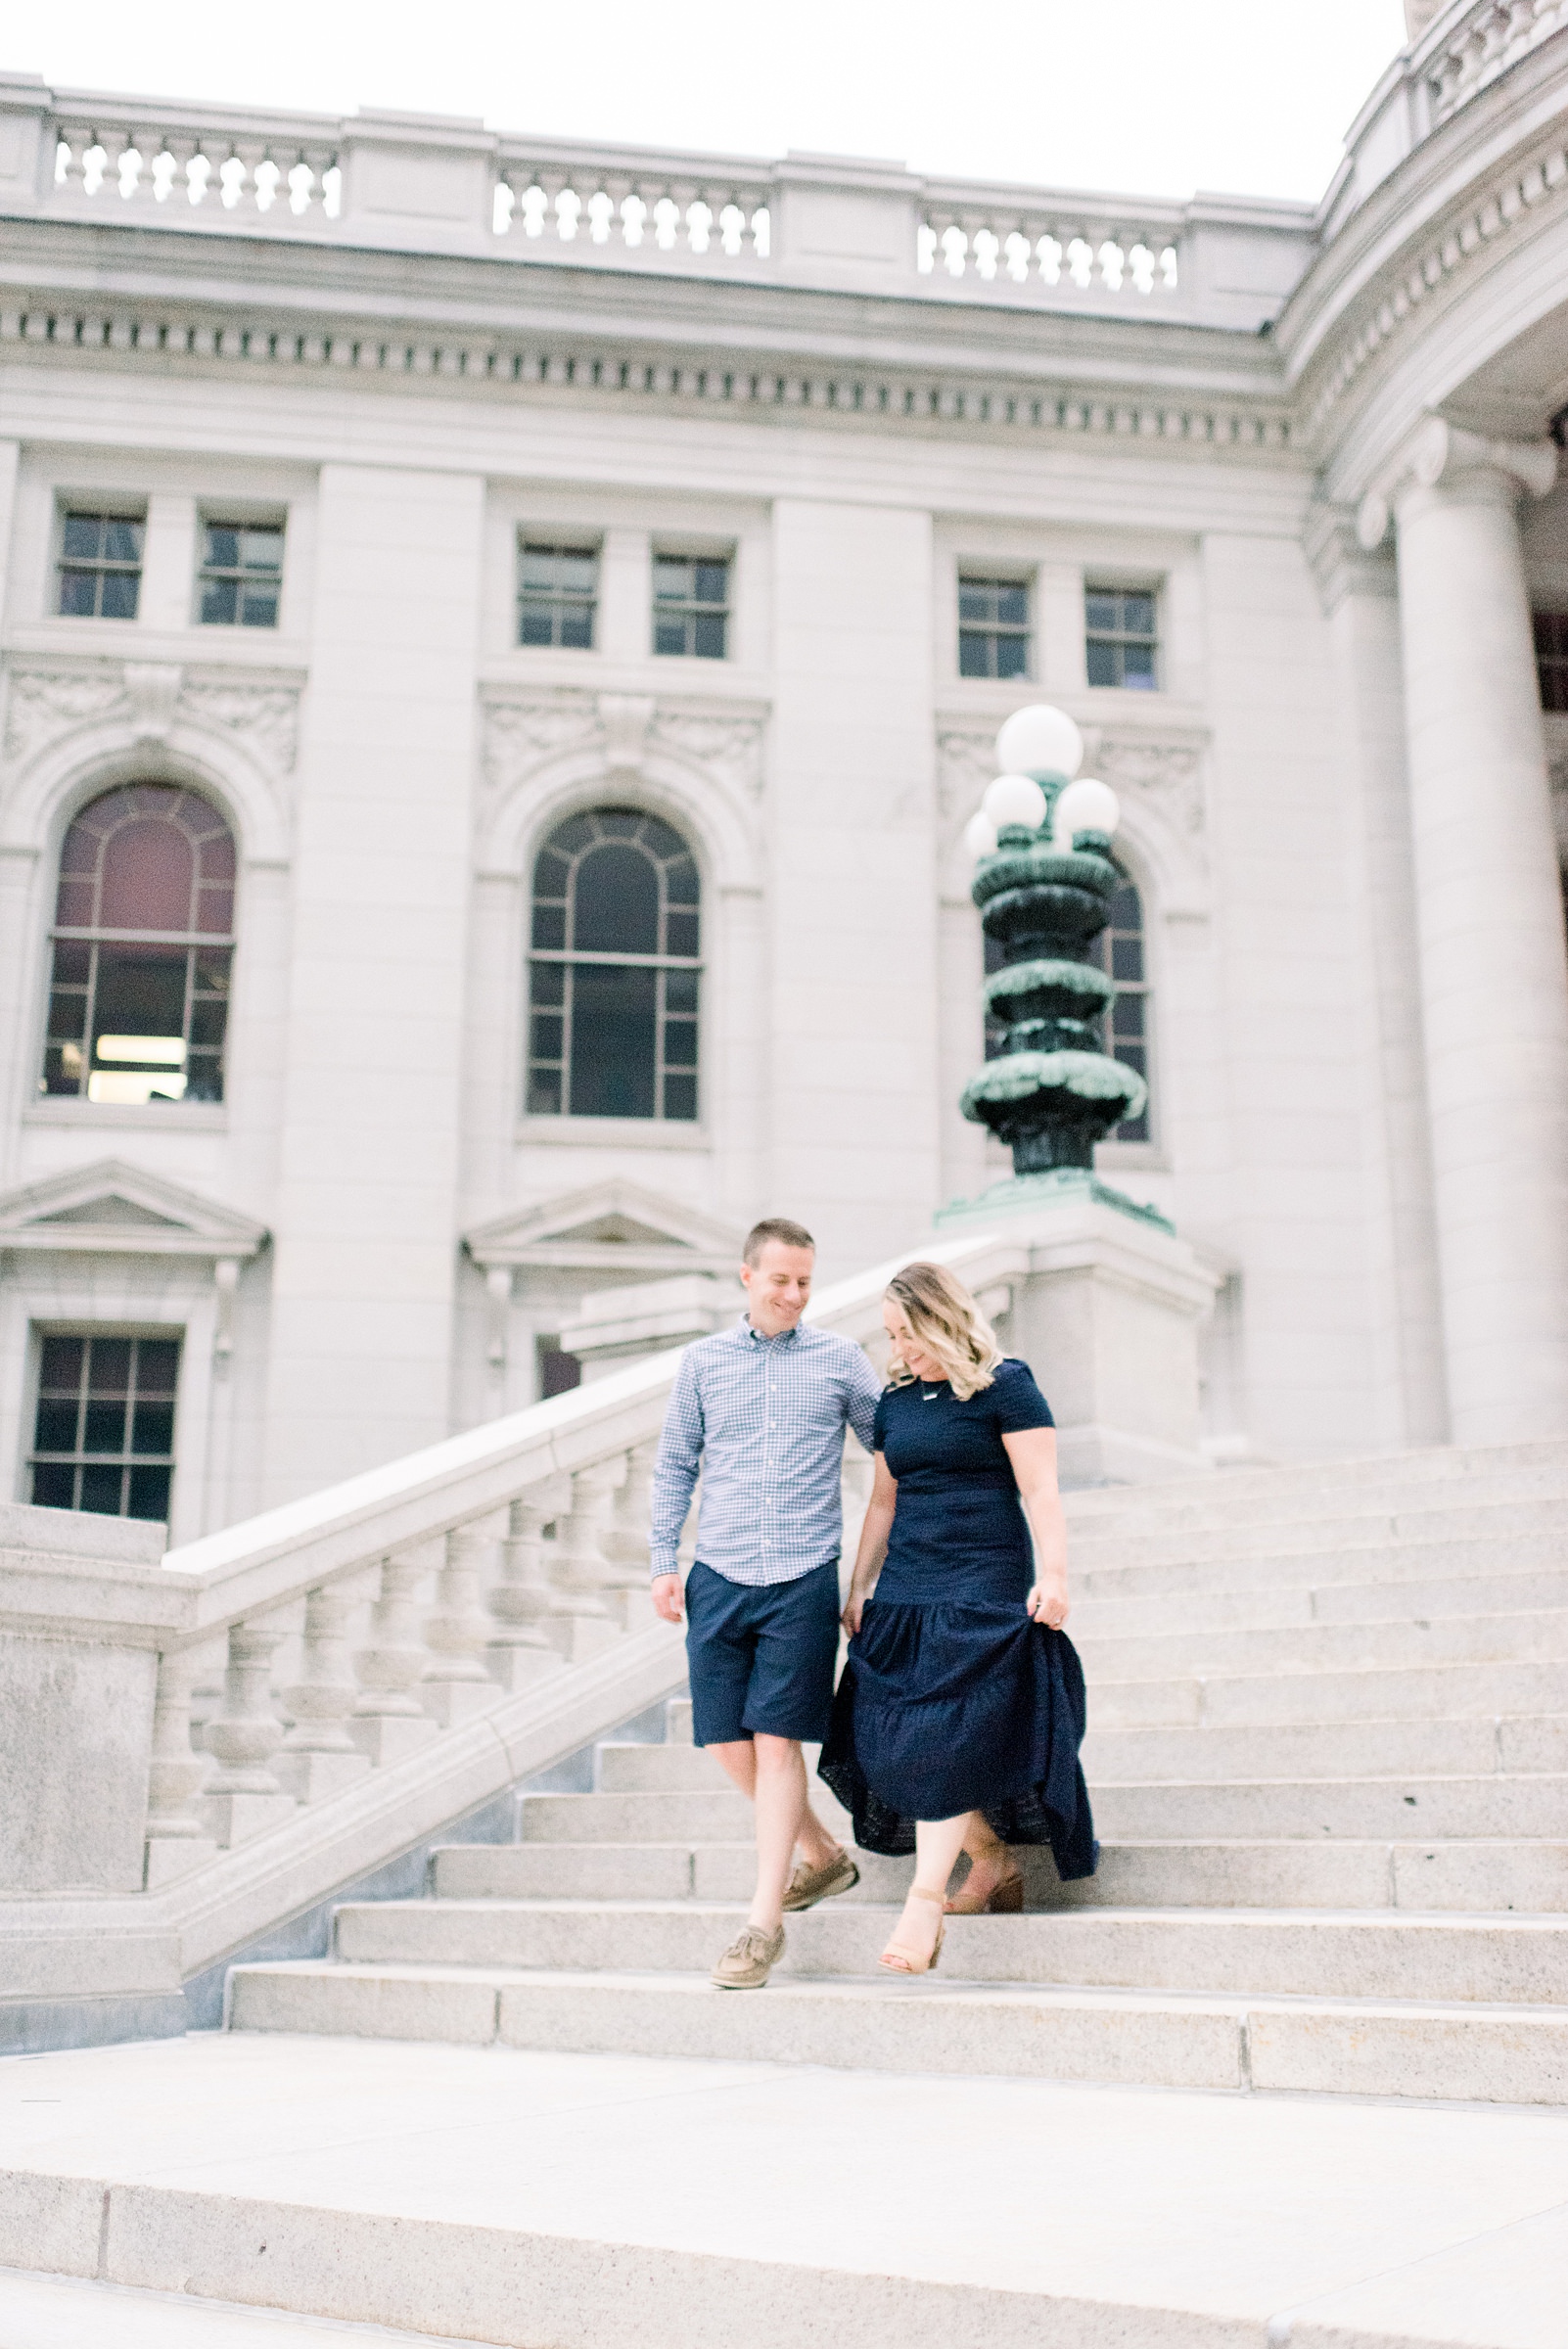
[{"x1": 1, "y1": 0, "x2": 1567, "y2": 1537}]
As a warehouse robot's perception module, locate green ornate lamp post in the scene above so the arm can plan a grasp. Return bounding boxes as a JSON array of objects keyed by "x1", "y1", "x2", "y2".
[{"x1": 958, "y1": 705, "x2": 1147, "y2": 1182}]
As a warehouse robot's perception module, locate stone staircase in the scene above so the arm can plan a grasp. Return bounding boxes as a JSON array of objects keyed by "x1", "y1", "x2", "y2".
[{"x1": 228, "y1": 1440, "x2": 1568, "y2": 2104}]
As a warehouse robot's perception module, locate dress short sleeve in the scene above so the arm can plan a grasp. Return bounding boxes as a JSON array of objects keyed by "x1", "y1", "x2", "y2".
[
  {"x1": 872, "y1": 1387, "x2": 891, "y2": 1451},
  {"x1": 991, "y1": 1359, "x2": 1055, "y2": 1432}
]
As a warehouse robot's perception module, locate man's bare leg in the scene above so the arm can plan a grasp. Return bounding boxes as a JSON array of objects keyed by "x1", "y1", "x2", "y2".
[{"x1": 710, "y1": 1737, "x2": 843, "y2": 1875}]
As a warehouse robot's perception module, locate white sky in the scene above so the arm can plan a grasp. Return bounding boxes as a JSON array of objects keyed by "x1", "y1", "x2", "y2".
[{"x1": 18, "y1": 0, "x2": 1411, "y2": 206}]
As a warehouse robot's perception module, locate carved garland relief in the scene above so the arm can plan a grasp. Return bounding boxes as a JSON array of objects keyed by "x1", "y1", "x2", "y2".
[
  {"x1": 937, "y1": 724, "x2": 1207, "y2": 838},
  {"x1": 481, "y1": 691, "x2": 765, "y2": 802},
  {"x1": 1, "y1": 662, "x2": 300, "y2": 777}
]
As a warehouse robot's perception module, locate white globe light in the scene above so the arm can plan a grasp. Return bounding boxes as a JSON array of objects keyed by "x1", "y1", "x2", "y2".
[
  {"x1": 962, "y1": 809, "x2": 998, "y2": 861},
  {"x1": 1053, "y1": 776, "x2": 1121, "y2": 848},
  {"x1": 981, "y1": 772, "x2": 1048, "y2": 832},
  {"x1": 995, "y1": 704, "x2": 1084, "y2": 784}
]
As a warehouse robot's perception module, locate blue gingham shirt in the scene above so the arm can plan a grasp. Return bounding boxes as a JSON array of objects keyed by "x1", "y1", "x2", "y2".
[{"x1": 649, "y1": 1316, "x2": 882, "y2": 1587}]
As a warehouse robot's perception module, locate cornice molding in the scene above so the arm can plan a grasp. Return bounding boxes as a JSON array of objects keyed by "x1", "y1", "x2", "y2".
[{"x1": 0, "y1": 297, "x2": 1299, "y2": 462}]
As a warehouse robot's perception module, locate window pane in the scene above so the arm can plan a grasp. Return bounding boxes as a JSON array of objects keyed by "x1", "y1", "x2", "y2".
[
  {"x1": 100, "y1": 817, "x2": 196, "y2": 931},
  {"x1": 1122, "y1": 643, "x2": 1157, "y2": 687},
  {"x1": 996, "y1": 635, "x2": 1029, "y2": 679},
  {"x1": 88, "y1": 1337, "x2": 132, "y2": 1394},
  {"x1": 127, "y1": 1464, "x2": 172, "y2": 1520},
  {"x1": 33, "y1": 1398, "x2": 80, "y2": 1452},
  {"x1": 206, "y1": 526, "x2": 241, "y2": 569},
  {"x1": 653, "y1": 558, "x2": 689, "y2": 601},
  {"x1": 239, "y1": 585, "x2": 279, "y2": 627},
  {"x1": 663, "y1": 1073, "x2": 698, "y2": 1121},
  {"x1": 958, "y1": 632, "x2": 991, "y2": 678},
  {"x1": 200, "y1": 577, "x2": 238, "y2": 625},
  {"x1": 61, "y1": 513, "x2": 104, "y2": 560},
  {"x1": 665, "y1": 1019, "x2": 699, "y2": 1068},
  {"x1": 531, "y1": 904, "x2": 566, "y2": 949},
  {"x1": 104, "y1": 519, "x2": 143, "y2": 564},
  {"x1": 100, "y1": 572, "x2": 140, "y2": 620},
  {"x1": 694, "y1": 562, "x2": 728, "y2": 606},
  {"x1": 559, "y1": 608, "x2": 593, "y2": 649},
  {"x1": 1084, "y1": 593, "x2": 1118, "y2": 632},
  {"x1": 693, "y1": 613, "x2": 726, "y2": 659},
  {"x1": 654, "y1": 617, "x2": 688, "y2": 656},
  {"x1": 528, "y1": 1068, "x2": 563, "y2": 1115},
  {"x1": 39, "y1": 1334, "x2": 83, "y2": 1389},
  {"x1": 1085, "y1": 639, "x2": 1119, "y2": 688},
  {"x1": 80, "y1": 1463, "x2": 125, "y2": 1514},
  {"x1": 1124, "y1": 593, "x2": 1156, "y2": 635},
  {"x1": 666, "y1": 965, "x2": 699, "y2": 1013},
  {"x1": 31, "y1": 1462, "x2": 75, "y2": 1508},
  {"x1": 569, "y1": 962, "x2": 657, "y2": 1116},
  {"x1": 138, "y1": 1339, "x2": 180, "y2": 1393},
  {"x1": 665, "y1": 854, "x2": 699, "y2": 906},
  {"x1": 93, "y1": 947, "x2": 187, "y2": 1048},
  {"x1": 84, "y1": 1398, "x2": 127, "y2": 1451},
  {"x1": 574, "y1": 843, "x2": 660, "y2": 954},
  {"x1": 666, "y1": 910, "x2": 700, "y2": 960},
  {"x1": 131, "y1": 1399, "x2": 175, "y2": 1454},
  {"x1": 520, "y1": 608, "x2": 556, "y2": 646},
  {"x1": 958, "y1": 582, "x2": 992, "y2": 622},
  {"x1": 1112, "y1": 934, "x2": 1143, "y2": 983},
  {"x1": 530, "y1": 1013, "x2": 564, "y2": 1059},
  {"x1": 997, "y1": 585, "x2": 1029, "y2": 625},
  {"x1": 58, "y1": 570, "x2": 99, "y2": 617},
  {"x1": 530, "y1": 960, "x2": 565, "y2": 1008}
]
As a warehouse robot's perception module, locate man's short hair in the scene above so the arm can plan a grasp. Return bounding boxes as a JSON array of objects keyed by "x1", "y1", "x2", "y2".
[{"x1": 743, "y1": 1217, "x2": 815, "y2": 1265}]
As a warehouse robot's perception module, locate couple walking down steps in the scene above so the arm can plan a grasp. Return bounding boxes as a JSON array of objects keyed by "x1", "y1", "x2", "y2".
[{"x1": 648, "y1": 1219, "x2": 1098, "y2": 1990}]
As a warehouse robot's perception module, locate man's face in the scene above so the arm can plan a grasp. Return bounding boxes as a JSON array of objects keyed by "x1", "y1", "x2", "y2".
[{"x1": 740, "y1": 1241, "x2": 815, "y2": 1335}]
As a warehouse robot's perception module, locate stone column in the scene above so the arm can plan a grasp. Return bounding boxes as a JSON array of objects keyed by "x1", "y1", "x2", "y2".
[{"x1": 1370, "y1": 421, "x2": 1568, "y2": 1442}]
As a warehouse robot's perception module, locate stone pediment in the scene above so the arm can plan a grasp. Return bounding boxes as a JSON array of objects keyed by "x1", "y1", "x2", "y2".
[
  {"x1": 0, "y1": 1159, "x2": 269, "y2": 1261},
  {"x1": 464, "y1": 1178, "x2": 742, "y2": 1274}
]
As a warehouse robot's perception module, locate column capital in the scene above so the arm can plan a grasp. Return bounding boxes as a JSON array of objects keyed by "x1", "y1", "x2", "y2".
[{"x1": 1358, "y1": 417, "x2": 1557, "y2": 551}]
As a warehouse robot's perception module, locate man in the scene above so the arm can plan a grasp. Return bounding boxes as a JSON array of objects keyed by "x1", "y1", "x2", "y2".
[{"x1": 650, "y1": 1216, "x2": 881, "y2": 1989}]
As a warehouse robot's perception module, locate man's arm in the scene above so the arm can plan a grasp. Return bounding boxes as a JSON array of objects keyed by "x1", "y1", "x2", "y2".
[
  {"x1": 648, "y1": 1349, "x2": 704, "y2": 1582},
  {"x1": 844, "y1": 1343, "x2": 883, "y2": 1455}
]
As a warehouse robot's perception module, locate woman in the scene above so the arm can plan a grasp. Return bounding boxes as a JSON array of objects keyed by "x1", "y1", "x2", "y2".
[{"x1": 818, "y1": 1261, "x2": 1097, "y2": 1973}]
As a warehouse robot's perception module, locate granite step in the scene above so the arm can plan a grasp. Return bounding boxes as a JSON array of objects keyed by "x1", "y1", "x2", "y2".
[
  {"x1": 1081, "y1": 1713, "x2": 1568, "y2": 1780},
  {"x1": 438, "y1": 1832, "x2": 1568, "y2": 1911},
  {"x1": 1073, "y1": 1607, "x2": 1568, "y2": 1681},
  {"x1": 1073, "y1": 1529, "x2": 1568, "y2": 1601},
  {"x1": 593, "y1": 1741, "x2": 1568, "y2": 1835},
  {"x1": 1071, "y1": 1564, "x2": 1568, "y2": 1635},
  {"x1": 1062, "y1": 1442, "x2": 1568, "y2": 1527},
  {"x1": 1090, "y1": 1656, "x2": 1568, "y2": 1728},
  {"x1": 225, "y1": 1958, "x2": 1568, "y2": 2105},
  {"x1": 324, "y1": 1898, "x2": 1568, "y2": 2002},
  {"x1": 0, "y1": 2267, "x2": 509, "y2": 2349}
]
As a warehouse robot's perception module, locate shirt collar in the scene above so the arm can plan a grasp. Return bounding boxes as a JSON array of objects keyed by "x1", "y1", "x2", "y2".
[{"x1": 738, "y1": 1313, "x2": 803, "y2": 1347}]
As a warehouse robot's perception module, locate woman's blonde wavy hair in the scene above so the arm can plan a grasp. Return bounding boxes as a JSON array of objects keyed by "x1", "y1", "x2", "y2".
[{"x1": 884, "y1": 1260, "x2": 1005, "y2": 1401}]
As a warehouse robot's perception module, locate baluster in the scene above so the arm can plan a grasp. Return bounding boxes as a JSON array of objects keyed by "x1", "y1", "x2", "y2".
[
  {"x1": 300, "y1": 146, "x2": 337, "y2": 215},
  {"x1": 161, "y1": 134, "x2": 201, "y2": 208},
  {"x1": 143, "y1": 1646, "x2": 219, "y2": 1887},
  {"x1": 349, "y1": 1551, "x2": 439, "y2": 1765},
  {"x1": 544, "y1": 1463, "x2": 623, "y2": 1662},
  {"x1": 274, "y1": 1579, "x2": 375, "y2": 1802},
  {"x1": 56, "y1": 125, "x2": 91, "y2": 198},
  {"x1": 422, "y1": 1525, "x2": 504, "y2": 1726},
  {"x1": 485, "y1": 1499, "x2": 568, "y2": 1689},
  {"x1": 199, "y1": 1613, "x2": 298, "y2": 1847},
  {"x1": 599, "y1": 1439, "x2": 661, "y2": 1632}
]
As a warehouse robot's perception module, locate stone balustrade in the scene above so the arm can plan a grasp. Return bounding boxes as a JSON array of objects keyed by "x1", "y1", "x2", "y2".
[
  {"x1": 1419, "y1": 0, "x2": 1568, "y2": 126},
  {"x1": 0, "y1": 76, "x2": 1314, "y2": 330}
]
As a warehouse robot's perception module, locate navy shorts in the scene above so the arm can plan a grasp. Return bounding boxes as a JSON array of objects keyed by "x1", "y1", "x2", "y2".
[{"x1": 684, "y1": 1559, "x2": 841, "y2": 1747}]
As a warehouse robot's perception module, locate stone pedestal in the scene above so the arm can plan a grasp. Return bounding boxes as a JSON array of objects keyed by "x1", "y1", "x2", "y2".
[{"x1": 937, "y1": 1173, "x2": 1221, "y2": 1485}]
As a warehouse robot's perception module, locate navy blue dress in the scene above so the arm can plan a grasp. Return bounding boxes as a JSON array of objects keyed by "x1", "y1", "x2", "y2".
[{"x1": 818, "y1": 1359, "x2": 1097, "y2": 1877}]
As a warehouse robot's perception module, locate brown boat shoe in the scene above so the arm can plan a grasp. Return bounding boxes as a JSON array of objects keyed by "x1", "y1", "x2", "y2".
[
  {"x1": 782, "y1": 1848, "x2": 860, "y2": 1911},
  {"x1": 711, "y1": 1922, "x2": 786, "y2": 1990}
]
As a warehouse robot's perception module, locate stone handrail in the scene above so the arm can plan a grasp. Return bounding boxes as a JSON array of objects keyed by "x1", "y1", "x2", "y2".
[
  {"x1": 0, "y1": 75, "x2": 1319, "y2": 329},
  {"x1": 0, "y1": 1223, "x2": 1025, "y2": 1936}
]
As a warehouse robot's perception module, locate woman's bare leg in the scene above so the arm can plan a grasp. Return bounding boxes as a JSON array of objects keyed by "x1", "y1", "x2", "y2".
[{"x1": 881, "y1": 1813, "x2": 970, "y2": 1969}]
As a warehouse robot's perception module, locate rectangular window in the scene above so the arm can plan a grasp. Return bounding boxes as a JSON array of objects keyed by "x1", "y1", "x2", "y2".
[
  {"x1": 57, "y1": 510, "x2": 145, "y2": 621},
  {"x1": 198, "y1": 520, "x2": 284, "y2": 627},
  {"x1": 1085, "y1": 584, "x2": 1159, "y2": 690},
  {"x1": 519, "y1": 541, "x2": 598, "y2": 649},
  {"x1": 28, "y1": 1330, "x2": 179, "y2": 1521},
  {"x1": 653, "y1": 554, "x2": 728, "y2": 659},
  {"x1": 1098, "y1": 879, "x2": 1151, "y2": 1143},
  {"x1": 958, "y1": 576, "x2": 1032, "y2": 679},
  {"x1": 1535, "y1": 612, "x2": 1568, "y2": 712}
]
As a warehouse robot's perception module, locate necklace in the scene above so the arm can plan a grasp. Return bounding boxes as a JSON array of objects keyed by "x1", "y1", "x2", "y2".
[{"x1": 920, "y1": 1385, "x2": 943, "y2": 1403}]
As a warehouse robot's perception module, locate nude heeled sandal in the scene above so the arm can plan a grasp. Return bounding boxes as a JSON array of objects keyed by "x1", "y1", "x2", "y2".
[
  {"x1": 945, "y1": 1865, "x2": 1024, "y2": 1916},
  {"x1": 878, "y1": 1883, "x2": 947, "y2": 1975}
]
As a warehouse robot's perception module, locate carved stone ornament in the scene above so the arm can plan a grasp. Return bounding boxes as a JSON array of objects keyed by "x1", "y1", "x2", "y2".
[
  {"x1": 3, "y1": 669, "x2": 129, "y2": 765},
  {"x1": 936, "y1": 729, "x2": 997, "y2": 816},
  {"x1": 179, "y1": 681, "x2": 300, "y2": 774},
  {"x1": 481, "y1": 697, "x2": 601, "y2": 794},
  {"x1": 648, "y1": 710, "x2": 763, "y2": 799},
  {"x1": 1094, "y1": 737, "x2": 1206, "y2": 836},
  {"x1": 1, "y1": 663, "x2": 300, "y2": 777}
]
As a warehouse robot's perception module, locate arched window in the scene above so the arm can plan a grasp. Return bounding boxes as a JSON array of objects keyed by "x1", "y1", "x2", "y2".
[
  {"x1": 982, "y1": 861, "x2": 1152, "y2": 1143},
  {"x1": 528, "y1": 806, "x2": 701, "y2": 1121},
  {"x1": 41, "y1": 785, "x2": 235, "y2": 1104},
  {"x1": 1094, "y1": 873, "x2": 1151, "y2": 1143}
]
